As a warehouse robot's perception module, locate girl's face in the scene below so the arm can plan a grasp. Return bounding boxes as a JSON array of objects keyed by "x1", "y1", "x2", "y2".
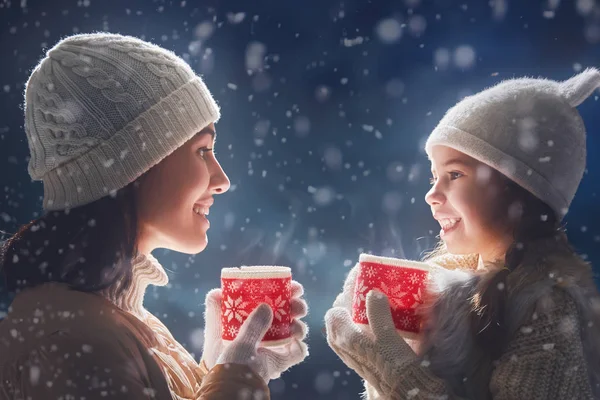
[
  {"x1": 136, "y1": 123, "x2": 230, "y2": 255},
  {"x1": 425, "y1": 146, "x2": 514, "y2": 262}
]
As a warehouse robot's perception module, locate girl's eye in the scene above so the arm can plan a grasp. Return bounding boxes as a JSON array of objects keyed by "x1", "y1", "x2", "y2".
[
  {"x1": 429, "y1": 176, "x2": 437, "y2": 185},
  {"x1": 449, "y1": 171, "x2": 463, "y2": 180},
  {"x1": 197, "y1": 147, "x2": 213, "y2": 159}
]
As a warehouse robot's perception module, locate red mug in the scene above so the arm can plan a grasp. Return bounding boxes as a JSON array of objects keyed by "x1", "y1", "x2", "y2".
[
  {"x1": 221, "y1": 266, "x2": 292, "y2": 346},
  {"x1": 352, "y1": 254, "x2": 430, "y2": 339}
]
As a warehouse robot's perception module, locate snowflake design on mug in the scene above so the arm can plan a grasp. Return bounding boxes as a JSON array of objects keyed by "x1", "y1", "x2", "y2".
[
  {"x1": 227, "y1": 325, "x2": 239, "y2": 337},
  {"x1": 223, "y1": 296, "x2": 250, "y2": 323},
  {"x1": 411, "y1": 288, "x2": 424, "y2": 308},
  {"x1": 354, "y1": 279, "x2": 369, "y2": 307},
  {"x1": 226, "y1": 280, "x2": 242, "y2": 293},
  {"x1": 364, "y1": 266, "x2": 377, "y2": 279},
  {"x1": 268, "y1": 325, "x2": 281, "y2": 336},
  {"x1": 409, "y1": 273, "x2": 420, "y2": 285},
  {"x1": 378, "y1": 281, "x2": 408, "y2": 308},
  {"x1": 246, "y1": 281, "x2": 260, "y2": 295},
  {"x1": 263, "y1": 280, "x2": 280, "y2": 294},
  {"x1": 357, "y1": 309, "x2": 367, "y2": 322},
  {"x1": 387, "y1": 268, "x2": 401, "y2": 281},
  {"x1": 264, "y1": 295, "x2": 288, "y2": 321},
  {"x1": 400, "y1": 316, "x2": 413, "y2": 329}
]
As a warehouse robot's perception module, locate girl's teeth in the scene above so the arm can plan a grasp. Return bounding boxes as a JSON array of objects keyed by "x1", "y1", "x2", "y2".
[
  {"x1": 193, "y1": 206, "x2": 209, "y2": 216},
  {"x1": 440, "y1": 218, "x2": 460, "y2": 229}
]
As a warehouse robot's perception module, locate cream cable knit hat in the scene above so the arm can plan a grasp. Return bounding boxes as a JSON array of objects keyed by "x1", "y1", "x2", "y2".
[
  {"x1": 426, "y1": 68, "x2": 600, "y2": 219},
  {"x1": 24, "y1": 33, "x2": 220, "y2": 211}
]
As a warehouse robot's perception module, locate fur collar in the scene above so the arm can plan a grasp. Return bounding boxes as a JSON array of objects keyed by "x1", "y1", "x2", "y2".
[{"x1": 419, "y1": 236, "x2": 600, "y2": 399}]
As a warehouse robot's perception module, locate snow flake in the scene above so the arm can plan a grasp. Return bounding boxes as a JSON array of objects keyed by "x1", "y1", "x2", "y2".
[
  {"x1": 378, "y1": 282, "x2": 408, "y2": 308},
  {"x1": 226, "y1": 280, "x2": 242, "y2": 293},
  {"x1": 364, "y1": 266, "x2": 377, "y2": 279},
  {"x1": 227, "y1": 325, "x2": 239, "y2": 337},
  {"x1": 400, "y1": 316, "x2": 412, "y2": 329},
  {"x1": 409, "y1": 273, "x2": 420, "y2": 285},
  {"x1": 411, "y1": 288, "x2": 424, "y2": 308},
  {"x1": 268, "y1": 325, "x2": 280, "y2": 336},
  {"x1": 354, "y1": 280, "x2": 369, "y2": 306},
  {"x1": 264, "y1": 295, "x2": 288, "y2": 321},
  {"x1": 223, "y1": 296, "x2": 250, "y2": 323}
]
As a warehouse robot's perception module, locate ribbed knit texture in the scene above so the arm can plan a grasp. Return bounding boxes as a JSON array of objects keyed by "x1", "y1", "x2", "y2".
[
  {"x1": 425, "y1": 68, "x2": 600, "y2": 219},
  {"x1": 24, "y1": 33, "x2": 220, "y2": 211},
  {"x1": 102, "y1": 253, "x2": 204, "y2": 400},
  {"x1": 99, "y1": 253, "x2": 168, "y2": 319}
]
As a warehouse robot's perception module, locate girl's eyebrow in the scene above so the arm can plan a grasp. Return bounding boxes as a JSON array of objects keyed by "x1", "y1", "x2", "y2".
[
  {"x1": 442, "y1": 158, "x2": 470, "y2": 168},
  {"x1": 431, "y1": 158, "x2": 471, "y2": 174}
]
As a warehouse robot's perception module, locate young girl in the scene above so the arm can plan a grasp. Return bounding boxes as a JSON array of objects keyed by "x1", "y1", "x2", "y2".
[
  {"x1": 325, "y1": 69, "x2": 600, "y2": 399},
  {"x1": 0, "y1": 33, "x2": 308, "y2": 400}
]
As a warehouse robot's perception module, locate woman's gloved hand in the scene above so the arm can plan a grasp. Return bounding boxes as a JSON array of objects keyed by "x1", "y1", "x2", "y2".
[{"x1": 201, "y1": 281, "x2": 309, "y2": 383}]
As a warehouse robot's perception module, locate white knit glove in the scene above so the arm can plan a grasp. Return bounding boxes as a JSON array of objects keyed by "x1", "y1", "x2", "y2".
[
  {"x1": 325, "y1": 290, "x2": 419, "y2": 398},
  {"x1": 201, "y1": 282, "x2": 309, "y2": 383}
]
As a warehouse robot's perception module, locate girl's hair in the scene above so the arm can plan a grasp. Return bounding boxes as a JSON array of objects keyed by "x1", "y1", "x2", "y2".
[
  {"x1": 0, "y1": 181, "x2": 140, "y2": 295},
  {"x1": 424, "y1": 173, "x2": 567, "y2": 361}
]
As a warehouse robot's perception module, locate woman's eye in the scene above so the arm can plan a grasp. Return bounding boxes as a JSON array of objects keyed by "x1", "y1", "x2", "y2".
[
  {"x1": 429, "y1": 177, "x2": 437, "y2": 185},
  {"x1": 197, "y1": 147, "x2": 213, "y2": 159}
]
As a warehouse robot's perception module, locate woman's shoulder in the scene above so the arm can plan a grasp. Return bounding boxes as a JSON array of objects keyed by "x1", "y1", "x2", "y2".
[{"x1": 0, "y1": 283, "x2": 156, "y2": 364}]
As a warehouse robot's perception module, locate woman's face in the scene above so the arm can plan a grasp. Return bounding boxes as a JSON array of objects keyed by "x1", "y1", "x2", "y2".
[
  {"x1": 136, "y1": 123, "x2": 230, "y2": 254},
  {"x1": 424, "y1": 146, "x2": 514, "y2": 262}
]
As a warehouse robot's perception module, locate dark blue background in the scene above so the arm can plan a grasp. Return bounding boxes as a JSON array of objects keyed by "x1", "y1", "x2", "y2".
[{"x1": 1, "y1": 0, "x2": 599, "y2": 398}]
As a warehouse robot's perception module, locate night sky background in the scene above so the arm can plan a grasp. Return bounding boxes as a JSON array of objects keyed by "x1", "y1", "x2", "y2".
[{"x1": 1, "y1": 0, "x2": 600, "y2": 398}]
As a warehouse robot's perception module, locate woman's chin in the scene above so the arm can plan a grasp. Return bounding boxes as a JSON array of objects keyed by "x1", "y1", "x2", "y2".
[{"x1": 171, "y1": 236, "x2": 208, "y2": 255}]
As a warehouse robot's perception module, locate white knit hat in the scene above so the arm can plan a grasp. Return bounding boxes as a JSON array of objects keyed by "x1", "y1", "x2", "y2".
[
  {"x1": 24, "y1": 33, "x2": 220, "y2": 211},
  {"x1": 425, "y1": 68, "x2": 600, "y2": 219}
]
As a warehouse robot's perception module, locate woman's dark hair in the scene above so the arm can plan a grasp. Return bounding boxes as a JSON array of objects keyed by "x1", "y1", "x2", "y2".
[
  {"x1": 471, "y1": 177, "x2": 568, "y2": 361},
  {"x1": 0, "y1": 181, "x2": 140, "y2": 294}
]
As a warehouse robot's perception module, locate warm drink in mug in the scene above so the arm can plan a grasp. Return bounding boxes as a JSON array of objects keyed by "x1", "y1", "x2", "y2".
[
  {"x1": 221, "y1": 266, "x2": 292, "y2": 346},
  {"x1": 352, "y1": 254, "x2": 430, "y2": 339}
]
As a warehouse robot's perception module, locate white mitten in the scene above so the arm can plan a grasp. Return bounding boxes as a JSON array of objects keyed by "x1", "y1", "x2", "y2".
[
  {"x1": 201, "y1": 281, "x2": 309, "y2": 383},
  {"x1": 325, "y1": 290, "x2": 418, "y2": 398}
]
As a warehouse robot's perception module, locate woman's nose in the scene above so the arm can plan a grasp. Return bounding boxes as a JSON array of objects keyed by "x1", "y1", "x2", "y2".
[{"x1": 210, "y1": 162, "x2": 230, "y2": 194}]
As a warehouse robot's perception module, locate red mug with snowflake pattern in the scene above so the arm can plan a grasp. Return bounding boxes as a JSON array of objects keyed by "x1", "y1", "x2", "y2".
[
  {"x1": 353, "y1": 254, "x2": 430, "y2": 339},
  {"x1": 221, "y1": 266, "x2": 292, "y2": 346}
]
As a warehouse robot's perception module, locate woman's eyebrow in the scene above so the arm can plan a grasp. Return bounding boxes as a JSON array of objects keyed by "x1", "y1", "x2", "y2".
[{"x1": 195, "y1": 127, "x2": 216, "y2": 140}]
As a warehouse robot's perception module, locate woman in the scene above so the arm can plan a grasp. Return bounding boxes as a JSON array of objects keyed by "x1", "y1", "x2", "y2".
[
  {"x1": 0, "y1": 33, "x2": 308, "y2": 400},
  {"x1": 325, "y1": 69, "x2": 600, "y2": 399}
]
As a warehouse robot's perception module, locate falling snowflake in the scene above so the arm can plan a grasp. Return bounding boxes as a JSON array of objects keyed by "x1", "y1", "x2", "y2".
[
  {"x1": 264, "y1": 295, "x2": 288, "y2": 321},
  {"x1": 223, "y1": 296, "x2": 250, "y2": 323}
]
